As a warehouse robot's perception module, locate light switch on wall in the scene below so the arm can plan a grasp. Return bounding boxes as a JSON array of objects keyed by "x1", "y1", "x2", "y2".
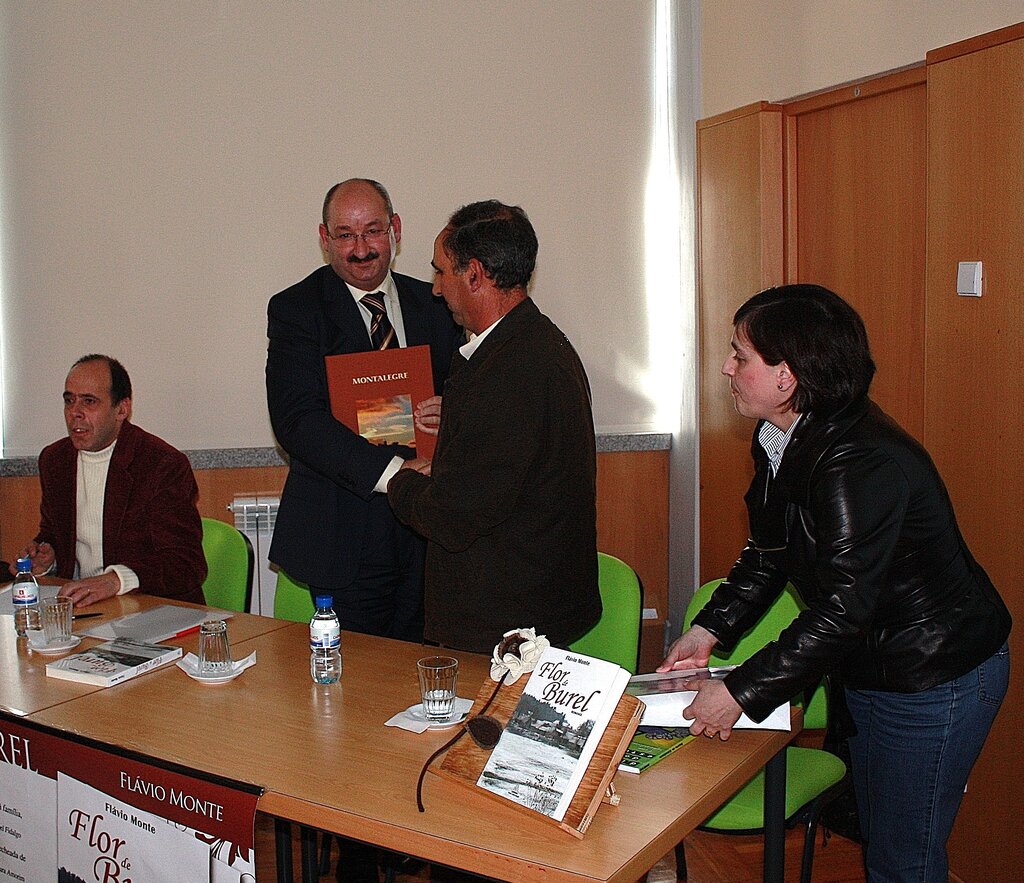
[{"x1": 957, "y1": 261, "x2": 983, "y2": 296}]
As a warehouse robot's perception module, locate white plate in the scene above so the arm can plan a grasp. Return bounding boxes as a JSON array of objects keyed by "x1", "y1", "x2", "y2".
[
  {"x1": 403, "y1": 701, "x2": 470, "y2": 730},
  {"x1": 28, "y1": 634, "x2": 81, "y2": 655},
  {"x1": 176, "y1": 651, "x2": 256, "y2": 685},
  {"x1": 186, "y1": 668, "x2": 242, "y2": 686}
]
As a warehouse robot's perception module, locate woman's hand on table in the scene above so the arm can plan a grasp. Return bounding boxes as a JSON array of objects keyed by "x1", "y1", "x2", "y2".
[
  {"x1": 657, "y1": 624, "x2": 718, "y2": 672},
  {"x1": 58, "y1": 572, "x2": 121, "y2": 608},
  {"x1": 658, "y1": 624, "x2": 742, "y2": 739},
  {"x1": 681, "y1": 679, "x2": 743, "y2": 741}
]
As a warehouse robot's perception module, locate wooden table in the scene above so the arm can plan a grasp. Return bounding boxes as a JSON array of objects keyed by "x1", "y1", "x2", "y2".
[
  {"x1": 0, "y1": 589, "x2": 290, "y2": 716},
  {"x1": 28, "y1": 621, "x2": 801, "y2": 883}
]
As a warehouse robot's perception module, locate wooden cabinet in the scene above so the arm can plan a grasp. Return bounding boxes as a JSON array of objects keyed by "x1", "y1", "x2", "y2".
[
  {"x1": 696, "y1": 103, "x2": 783, "y2": 583},
  {"x1": 924, "y1": 24, "x2": 1024, "y2": 879},
  {"x1": 786, "y1": 68, "x2": 928, "y2": 440}
]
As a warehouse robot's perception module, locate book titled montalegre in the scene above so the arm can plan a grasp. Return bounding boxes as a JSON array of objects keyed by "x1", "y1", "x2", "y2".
[
  {"x1": 45, "y1": 638, "x2": 183, "y2": 686},
  {"x1": 477, "y1": 647, "x2": 630, "y2": 821}
]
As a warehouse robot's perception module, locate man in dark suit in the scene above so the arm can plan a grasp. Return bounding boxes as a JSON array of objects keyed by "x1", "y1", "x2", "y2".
[
  {"x1": 11, "y1": 354, "x2": 206, "y2": 607},
  {"x1": 266, "y1": 179, "x2": 461, "y2": 642},
  {"x1": 388, "y1": 200, "x2": 602, "y2": 653}
]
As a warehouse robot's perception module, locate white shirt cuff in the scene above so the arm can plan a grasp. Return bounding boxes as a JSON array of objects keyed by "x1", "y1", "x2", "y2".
[
  {"x1": 105, "y1": 564, "x2": 139, "y2": 595},
  {"x1": 374, "y1": 456, "x2": 405, "y2": 494}
]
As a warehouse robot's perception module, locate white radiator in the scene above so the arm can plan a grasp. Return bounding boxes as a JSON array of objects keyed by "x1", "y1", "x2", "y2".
[{"x1": 229, "y1": 495, "x2": 280, "y2": 616}]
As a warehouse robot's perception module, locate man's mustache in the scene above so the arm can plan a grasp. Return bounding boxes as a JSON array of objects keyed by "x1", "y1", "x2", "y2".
[{"x1": 347, "y1": 251, "x2": 380, "y2": 264}]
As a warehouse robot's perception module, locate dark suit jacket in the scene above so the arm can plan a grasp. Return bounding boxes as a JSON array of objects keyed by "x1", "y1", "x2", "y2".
[
  {"x1": 35, "y1": 421, "x2": 206, "y2": 603},
  {"x1": 266, "y1": 266, "x2": 461, "y2": 588},
  {"x1": 388, "y1": 297, "x2": 602, "y2": 652}
]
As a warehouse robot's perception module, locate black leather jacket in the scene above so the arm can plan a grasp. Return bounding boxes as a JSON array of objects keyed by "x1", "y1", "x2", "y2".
[{"x1": 695, "y1": 398, "x2": 1012, "y2": 722}]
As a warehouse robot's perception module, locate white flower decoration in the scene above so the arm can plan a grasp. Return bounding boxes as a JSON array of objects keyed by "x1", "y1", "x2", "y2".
[{"x1": 489, "y1": 627, "x2": 550, "y2": 684}]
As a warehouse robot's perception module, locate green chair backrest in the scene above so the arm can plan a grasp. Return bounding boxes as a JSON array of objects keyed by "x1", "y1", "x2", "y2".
[
  {"x1": 568, "y1": 552, "x2": 642, "y2": 674},
  {"x1": 274, "y1": 569, "x2": 315, "y2": 623},
  {"x1": 683, "y1": 579, "x2": 828, "y2": 728},
  {"x1": 274, "y1": 555, "x2": 643, "y2": 655},
  {"x1": 200, "y1": 517, "x2": 254, "y2": 613}
]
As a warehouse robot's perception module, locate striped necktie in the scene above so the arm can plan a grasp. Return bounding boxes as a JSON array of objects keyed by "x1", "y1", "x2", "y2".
[{"x1": 360, "y1": 292, "x2": 398, "y2": 350}]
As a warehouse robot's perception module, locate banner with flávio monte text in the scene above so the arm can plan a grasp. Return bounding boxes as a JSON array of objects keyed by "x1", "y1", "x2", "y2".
[{"x1": 0, "y1": 715, "x2": 260, "y2": 883}]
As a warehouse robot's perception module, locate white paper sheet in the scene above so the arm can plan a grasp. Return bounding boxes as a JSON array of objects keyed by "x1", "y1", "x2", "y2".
[
  {"x1": 81, "y1": 604, "x2": 233, "y2": 643},
  {"x1": 636, "y1": 690, "x2": 791, "y2": 730}
]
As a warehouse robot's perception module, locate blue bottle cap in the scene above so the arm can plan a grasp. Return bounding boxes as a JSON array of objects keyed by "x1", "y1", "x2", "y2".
[
  {"x1": 16, "y1": 557, "x2": 32, "y2": 573},
  {"x1": 315, "y1": 595, "x2": 333, "y2": 609}
]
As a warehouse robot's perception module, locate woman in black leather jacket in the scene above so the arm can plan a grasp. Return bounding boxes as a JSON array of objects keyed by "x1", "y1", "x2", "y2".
[{"x1": 660, "y1": 285, "x2": 1010, "y2": 883}]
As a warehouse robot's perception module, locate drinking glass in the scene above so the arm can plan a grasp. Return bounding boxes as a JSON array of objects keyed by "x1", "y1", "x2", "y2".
[
  {"x1": 41, "y1": 597, "x2": 73, "y2": 644},
  {"x1": 417, "y1": 656, "x2": 459, "y2": 721},
  {"x1": 198, "y1": 619, "x2": 232, "y2": 675}
]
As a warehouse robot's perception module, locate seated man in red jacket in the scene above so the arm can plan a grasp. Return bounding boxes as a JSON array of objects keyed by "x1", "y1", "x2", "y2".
[{"x1": 10, "y1": 354, "x2": 206, "y2": 607}]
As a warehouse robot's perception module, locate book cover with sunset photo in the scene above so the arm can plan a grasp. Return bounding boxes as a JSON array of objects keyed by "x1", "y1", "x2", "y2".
[{"x1": 325, "y1": 345, "x2": 437, "y2": 458}]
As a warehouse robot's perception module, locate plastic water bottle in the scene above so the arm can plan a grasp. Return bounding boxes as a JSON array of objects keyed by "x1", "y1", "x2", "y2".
[
  {"x1": 12, "y1": 557, "x2": 41, "y2": 637},
  {"x1": 310, "y1": 595, "x2": 342, "y2": 684}
]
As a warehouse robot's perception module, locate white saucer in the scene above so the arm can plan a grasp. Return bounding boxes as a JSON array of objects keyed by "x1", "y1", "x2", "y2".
[
  {"x1": 187, "y1": 669, "x2": 242, "y2": 686},
  {"x1": 176, "y1": 650, "x2": 256, "y2": 685},
  {"x1": 28, "y1": 634, "x2": 81, "y2": 655},
  {"x1": 403, "y1": 701, "x2": 470, "y2": 730}
]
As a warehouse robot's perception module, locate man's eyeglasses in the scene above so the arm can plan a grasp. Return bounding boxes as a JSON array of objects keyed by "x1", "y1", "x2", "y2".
[{"x1": 325, "y1": 222, "x2": 392, "y2": 245}]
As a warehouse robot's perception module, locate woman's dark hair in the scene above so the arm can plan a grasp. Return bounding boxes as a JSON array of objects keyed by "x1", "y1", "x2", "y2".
[{"x1": 734, "y1": 284, "x2": 876, "y2": 415}]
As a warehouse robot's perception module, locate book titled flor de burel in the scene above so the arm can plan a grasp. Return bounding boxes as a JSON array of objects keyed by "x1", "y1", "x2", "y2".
[
  {"x1": 45, "y1": 638, "x2": 183, "y2": 686},
  {"x1": 325, "y1": 344, "x2": 438, "y2": 458},
  {"x1": 477, "y1": 647, "x2": 630, "y2": 821}
]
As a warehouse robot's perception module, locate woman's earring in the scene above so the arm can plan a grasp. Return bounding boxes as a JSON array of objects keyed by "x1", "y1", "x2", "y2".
[{"x1": 777, "y1": 383, "x2": 785, "y2": 390}]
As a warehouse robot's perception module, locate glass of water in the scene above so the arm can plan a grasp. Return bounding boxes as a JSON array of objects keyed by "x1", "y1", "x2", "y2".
[{"x1": 417, "y1": 656, "x2": 459, "y2": 721}]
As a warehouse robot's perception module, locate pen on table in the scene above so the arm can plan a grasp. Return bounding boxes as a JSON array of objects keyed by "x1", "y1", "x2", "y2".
[
  {"x1": 71, "y1": 612, "x2": 104, "y2": 620},
  {"x1": 172, "y1": 624, "x2": 203, "y2": 639}
]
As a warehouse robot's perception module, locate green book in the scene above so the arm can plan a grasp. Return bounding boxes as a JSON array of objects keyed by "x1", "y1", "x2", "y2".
[{"x1": 617, "y1": 726, "x2": 692, "y2": 774}]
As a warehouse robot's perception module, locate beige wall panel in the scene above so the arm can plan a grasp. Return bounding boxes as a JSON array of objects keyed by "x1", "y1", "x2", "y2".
[
  {"x1": 701, "y1": 0, "x2": 1024, "y2": 116},
  {"x1": 0, "y1": 2, "x2": 661, "y2": 456},
  {"x1": 697, "y1": 106, "x2": 784, "y2": 583},
  {"x1": 925, "y1": 29, "x2": 1024, "y2": 881},
  {"x1": 790, "y1": 74, "x2": 927, "y2": 439}
]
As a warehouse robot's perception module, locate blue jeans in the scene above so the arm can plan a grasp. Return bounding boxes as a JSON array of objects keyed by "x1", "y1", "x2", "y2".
[{"x1": 845, "y1": 643, "x2": 1010, "y2": 883}]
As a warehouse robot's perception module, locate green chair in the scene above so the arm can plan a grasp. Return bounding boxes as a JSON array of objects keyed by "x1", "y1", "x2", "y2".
[
  {"x1": 200, "y1": 518, "x2": 254, "y2": 613},
  {"x1": 673, "y1": 579, "x2": 849, "y2": 883},
  {"x1": 272, "y1": 569, "x2": 316, "y2": 622},
  {"x1": 568, "y1": 552, "x2": 643, "y2": 673}
]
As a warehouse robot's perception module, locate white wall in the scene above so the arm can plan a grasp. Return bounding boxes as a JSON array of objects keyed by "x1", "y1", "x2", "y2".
[
  {"x1": 700, "y1": 0, "x2": 1024, "y2": 116},
  {"x1": 0, "y1": 1, "x2": 686, "y2": 456}
]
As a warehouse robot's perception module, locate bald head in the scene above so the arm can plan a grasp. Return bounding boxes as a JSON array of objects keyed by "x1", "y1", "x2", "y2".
[{"x1": 319, "y1": 179, "x2": 403, "y2": 291}]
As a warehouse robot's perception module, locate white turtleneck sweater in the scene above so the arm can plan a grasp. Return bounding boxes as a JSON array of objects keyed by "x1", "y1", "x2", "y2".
[{"x1": 75, "y1": 440, "x2": 139, "y2": 593}]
